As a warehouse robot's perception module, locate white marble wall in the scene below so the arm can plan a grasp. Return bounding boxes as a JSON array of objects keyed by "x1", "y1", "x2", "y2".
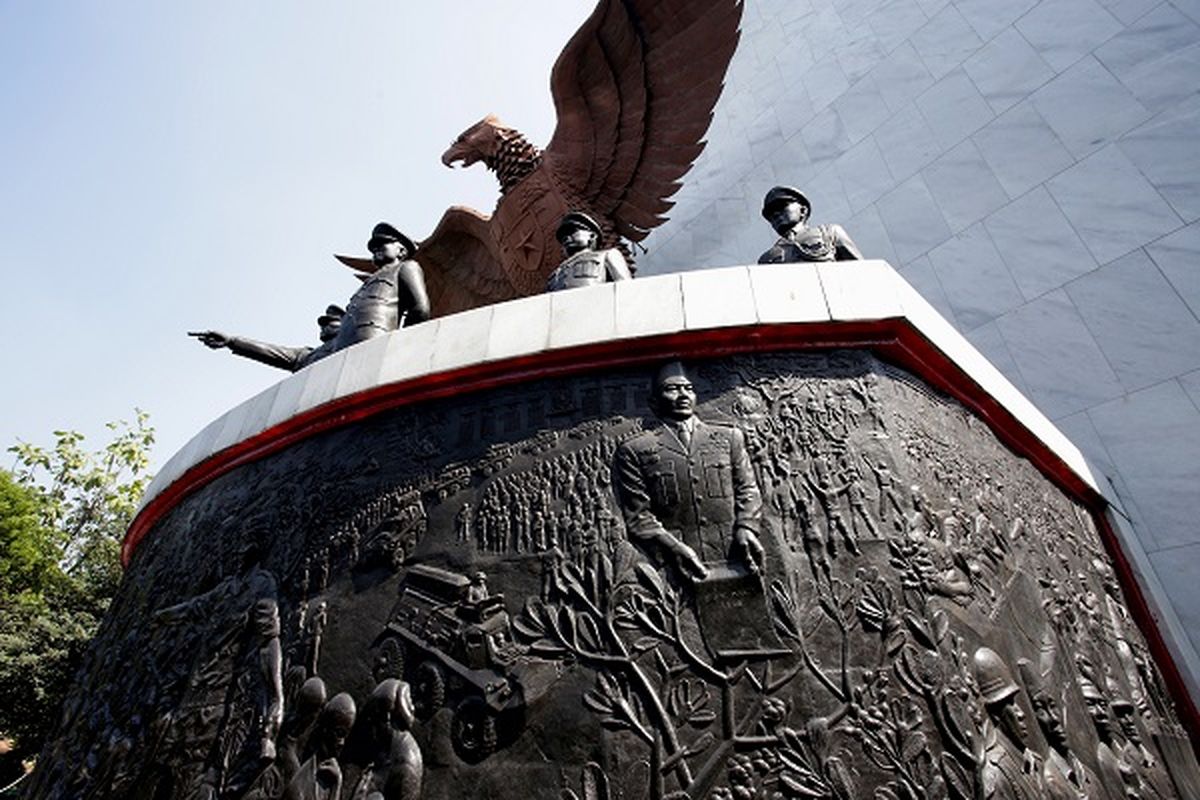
[{"x1": 638, "y1": 0, "x2": 1200, "y2": 691}]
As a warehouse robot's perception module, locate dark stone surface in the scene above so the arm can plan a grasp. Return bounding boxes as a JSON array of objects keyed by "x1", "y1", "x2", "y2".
[{"x1": 26, "y1": 351, "x2": 1198, "y2": 799}]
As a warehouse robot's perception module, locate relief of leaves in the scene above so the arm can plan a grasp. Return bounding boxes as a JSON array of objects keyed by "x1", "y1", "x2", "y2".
[
  {"x1": 666, "y1": 679, "x2": 715, "y2": 730},
  {"x1": 583, "y1": 671, "x2": 652, "y2": 744}
]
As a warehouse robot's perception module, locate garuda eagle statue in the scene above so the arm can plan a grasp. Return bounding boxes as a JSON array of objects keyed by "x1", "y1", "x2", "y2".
[{"x1": 339, "y1": 0, "x2": 743, "y2": 317}]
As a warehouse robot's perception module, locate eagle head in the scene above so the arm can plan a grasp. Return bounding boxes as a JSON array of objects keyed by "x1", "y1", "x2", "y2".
[{"x1": 442, "y1": 114, "x2": 512, "y2": 168}]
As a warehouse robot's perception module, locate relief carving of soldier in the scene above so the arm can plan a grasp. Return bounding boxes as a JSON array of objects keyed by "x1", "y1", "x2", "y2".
[
  {"x1": 973, "y1": 647, "x2": 1043, "y2": 800},
  {"x1": 613, "y1": 362, "x2": 764, "y2": 581},
  {"x1": 545, "y1": 211, "x2": 632, "y2": 292},
  {"x1": 190, "y1": 305, "x2": 345, "y2": 372},
  {"x1": 758, "y1": 186, "x2": 863, "y2": 264}
]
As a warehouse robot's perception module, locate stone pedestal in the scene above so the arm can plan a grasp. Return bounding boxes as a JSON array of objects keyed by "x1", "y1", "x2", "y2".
[{"x1": 28, "y1": 264, "x2": 1199, "y2": 799}]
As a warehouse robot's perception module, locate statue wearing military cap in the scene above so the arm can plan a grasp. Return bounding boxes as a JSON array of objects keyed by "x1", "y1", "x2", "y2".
[
  {"x1": 972, "y1": 647, "x2": 1041, "y2": 799},
  {"x1": 190, "y1": 304, "x2": 346, "y2": 373},
  {"x1": 758, "y1": 186, "x2": 863, "y2": 264},
  {"x1": 545, "y1": 211, "x2": 632, "y2": 292},
  {"x1": 333, "y1": 222, "x2": 430, "y2": 349}
]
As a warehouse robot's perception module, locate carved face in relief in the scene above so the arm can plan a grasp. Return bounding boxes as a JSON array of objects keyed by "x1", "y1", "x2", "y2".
[
  {"x1": 1029, "y1": 688, "x2": 1069, "y2": 751},
  {"x1": 653, "y1": 364, "x2": 696, "y2": 422}
]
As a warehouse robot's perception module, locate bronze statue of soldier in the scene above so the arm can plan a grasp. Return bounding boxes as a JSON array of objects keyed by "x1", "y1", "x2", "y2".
[
  {"x1": 758, "y1": 186, "x2": 863, "y2": 264},
  {"x1": 545, "y1": 211, "x2": 632, "y2": 292},
  {"x1": 613, "y1": 362, "x2": 764, "y2": 582},
  {"x1": 190, "y1": 305, "x2": 345, "y2": 372},
  {"x1": 334, "y1": 222, "x2": 430, "y2": 348}
]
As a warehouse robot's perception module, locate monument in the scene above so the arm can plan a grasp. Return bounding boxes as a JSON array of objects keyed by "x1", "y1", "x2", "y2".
[{"x1": 25, "y1": 0, "x2": 1200, "y2": 798}]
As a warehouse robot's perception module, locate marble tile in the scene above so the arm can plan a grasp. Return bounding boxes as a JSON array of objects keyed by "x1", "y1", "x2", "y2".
[
  {"x1": 1119, "y1": 101, "x2": 1200, "y2": 223},
  {"x1": 749, "y1": 264, "x2": 831, "y2": 323},
  {"x1": 928, "y1": 222, "x2": 1027, "y2": 329},
  {"x1": 909, "y1": 4, "x2": 983, "y2": 79},
  {"x1": 806, "y1": 168, "x2": 853, "y2": 226},
  {"x1": 1148, "y1": 544, "x2": 1200, "y2": 668},
  {"x1": 836, "y1": 32, "x2": 889, "y2": 83},
  {"x1": 954, "y1": 0, "x2": 1039, "y2": 41},
  {"x1": 1015, "y1": 0, "x2": 1124, "y2": 71},
  {"x1": 1047, "y1": 144, "x2": 1183, "y2": 265},
  {"x1": 870, "y1": 42, "x2": 936, "y2": 114},
  {"x1": 835, "y1": 136, "x2": 896, "y2": 213},
  {"x1": 818, "y1": 259, "x2": 902, "y2": 320},
  {"x1": 295, "y1": 348, "x2": 348, "y2": 415},
  {"x1": 802, "y1": 53, "x2": 850, "y2": 112},
  {"x1": 377, "y1": 318, "x2": 438, "y2": 386},
  {"x1": 897, "y1": 254, "x2": 960, "y2": 327},
  {"x1": 972, "y1": 101, "x2": 1075, "y2": 199},
  {"x1": 832, "y1": 76, "x2": 891, "y2": 143},
  {"x1": 964, "y1": 319, "x2": 1031, "y2": 394},
  {"x1": 681, "y1": 266, "x2": 757, "y2": 329},
  {"x1": 332, "y1": 333, "x2": 389, "y2": 400},
  {"x1": 265, "y1": 367, "x2": 310, "y2": 430},
  {"x1": 876, "y1": 174, "x2": 954, "y2": 264},
  {"x1": 962, "y1": 28, "x2": 1056, "y2": 115},
  {"x1": 1146, "y1": 220, "x2": 1200, "y2": 319},
  {"x1": 1181, "y1": 369, "x2": 1200, "y2": 412},
  {"x1": 1097, "y1": 0, "x2": 1158, "y2": 24},
  {"x1": 984, "y1": 187, "x2": 1098, "y2": 299},
  {"x1": 867, "y1": 0, "x2": 930, "y2": 53},
  {"x1": 1116, "y1": 41, "x2": 1200, "y2": 115},
  {"x1": 996, "y1": 289, "x2": 1125, "y2": 417},
  {"x1": 773, "y1": 84, "x2": 819, "y2": 140},
  {"x1": 1089, "y1": 380, "x2": 1200, "y2": 550},
  {"x1": 846, "y1": 204, "x2": 901, "y2": 266},
  {"x1": 748, "y1": 107, "x2": 786, "y2": 165},
  {"x1": 430, "y1": 304, "x2": 494, "y2": 371},
  {"x1": 873, "y1": 106, "x2": 944, "y2": 182},
  {"x1": 1094, "y1": 3, "x2": 1200, "y2": 80},
  {"x1": 915, "y1": 68, "x2": 995, "y2": 150},
  {"x1": 920, "y1": 139, "x2": 1010, "y2": 232},
  {"x1": 615, "y1": 273, "x2": 685, "y2": 338},
  {"x1": 1177, "y1": 0, "x2": 1200, "y2": 25},
  {"x1": 210, "y1": 400, "x2": 252, "y2": 456},
  {"x1": 486, "y1": 293, "x2": 552, "y2": 362},
  {"x1": 1029, "y1": 56, "x2": 1151, "y2": 159},
  {"x1": 801, "y1": 108, "x2": 853, "y2": 171},
  {"x1": 237, "y1": 382, "x2": 281, "y2": 442},
  {"x1": 1067, "y1": 249, "x2": 1200, "y2": 391}
]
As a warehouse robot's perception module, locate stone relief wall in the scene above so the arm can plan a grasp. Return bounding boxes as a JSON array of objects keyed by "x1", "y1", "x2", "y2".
[{"x1": 27, "y1": 352, "x2": 1199, "y2": 799}]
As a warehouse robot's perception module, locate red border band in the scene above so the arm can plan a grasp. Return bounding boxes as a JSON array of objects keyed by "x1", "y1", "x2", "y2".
[{"x1": 121, "y1": 319, "x2": 1199, "y2": 741}]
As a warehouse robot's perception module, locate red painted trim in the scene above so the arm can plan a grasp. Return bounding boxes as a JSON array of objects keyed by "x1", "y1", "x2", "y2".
[{"x1": 120, "y1": 318, "x2": 1199, "y2": 739}]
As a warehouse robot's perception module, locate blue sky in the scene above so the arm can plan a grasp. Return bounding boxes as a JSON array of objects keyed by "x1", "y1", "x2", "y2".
[{"x1": 0, "y1": 1, "x2": 594, "y2": 470}]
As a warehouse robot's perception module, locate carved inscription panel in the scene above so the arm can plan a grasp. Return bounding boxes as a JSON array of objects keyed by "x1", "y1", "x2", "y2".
[{"x1": 27, "y1": 352, "x2": 1199, "y2": 800}]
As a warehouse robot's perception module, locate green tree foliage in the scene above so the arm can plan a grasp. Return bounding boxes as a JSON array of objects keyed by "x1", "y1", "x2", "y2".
[{"x1": 0, "y1": 411, "x2": 154, "y2": 762}]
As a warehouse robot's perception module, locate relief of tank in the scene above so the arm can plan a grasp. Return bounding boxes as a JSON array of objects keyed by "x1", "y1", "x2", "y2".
[{"x1": 371, "y1": 564, "x2": 561, "y2": 763}]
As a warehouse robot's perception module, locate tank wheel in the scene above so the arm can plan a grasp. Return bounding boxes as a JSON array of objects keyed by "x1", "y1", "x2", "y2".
[
  {"x1": 373, "y1": 637, "x2": 406, "y2": 683},
  {"x1": 451, "y1": 697, "x2": 498, "y2": 764},
  {"x1": 413, "y1": 661, "x2": 446, "y2": 719}
]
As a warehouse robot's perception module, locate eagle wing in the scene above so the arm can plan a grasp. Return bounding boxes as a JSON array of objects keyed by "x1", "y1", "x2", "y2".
[
  {"x1": 335, "y1": 209, "x2": 512, "y2": 317},
  {"x1": 543, "y1": 0, "x2": 742, "y2": 243},
  {"x1": 415, "y1": 207, "x2": 515, "y2": 316}
]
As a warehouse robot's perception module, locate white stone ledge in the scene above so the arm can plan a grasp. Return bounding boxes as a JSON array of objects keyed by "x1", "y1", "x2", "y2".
[{"x1": 141, "y1": 261, "x2": 1100, "y2": 510}]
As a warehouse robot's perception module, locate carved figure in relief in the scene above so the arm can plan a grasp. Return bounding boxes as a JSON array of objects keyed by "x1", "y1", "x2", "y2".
[
  {"x1": 1078, "y1": 668, "x2": 1147, "y2": 799},
  {"x1": 545, "y1": 211, "x2": 633, "y2": 292},
  {"x1": 1017, "y1": 656, "x2": 1099, "y2": 800},
  {"x1": 973, "y1": 647, "x2": 1042, "y2": 799},
  {"x1": 283, "y1": 692, "x2": 356, "y2": 800},
  {"x1": 349, "y1": 680, "x2": 423, "y2": 800},
  {"x1": 191, "y1": 305, "x2": 345, "y2": 372},
  {"x1": 614, "y1": 362, "x2": 765, "y2": 580},
  {"x1": 758, "y1": 186, "x2": 863, "y2": 264}
]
